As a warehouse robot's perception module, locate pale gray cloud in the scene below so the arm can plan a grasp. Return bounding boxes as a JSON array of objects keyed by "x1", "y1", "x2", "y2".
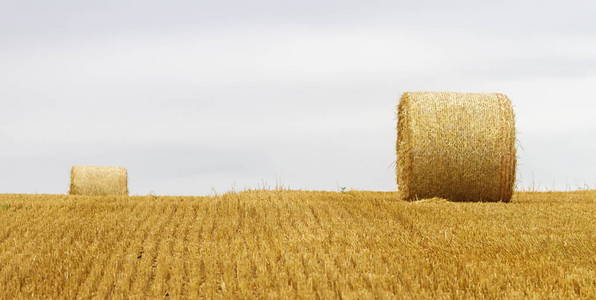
[{"x1": 1, "y1": 0, "x2": 595, "y2": 194}]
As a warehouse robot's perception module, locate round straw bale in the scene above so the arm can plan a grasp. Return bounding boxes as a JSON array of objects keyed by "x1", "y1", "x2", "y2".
[
  {"x1": 69, "y1": 166, "x2": 128, "y2": 196},
  {"x1": 396, "y1": 92, "x2": 516, "y2": 202}
]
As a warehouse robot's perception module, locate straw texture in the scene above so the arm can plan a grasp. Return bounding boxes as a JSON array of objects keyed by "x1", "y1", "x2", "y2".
[
  {"x1": 397, "y1": 92, "x2": 516, "y2": 202},
  {"x1": 69, "y1": 166, "x2": 128, "y2": 196}
]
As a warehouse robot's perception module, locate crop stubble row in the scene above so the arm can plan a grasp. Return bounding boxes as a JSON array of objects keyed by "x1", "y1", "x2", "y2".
[{"x1": 0, "y1": 191, "x2": 594, "y2": 299}]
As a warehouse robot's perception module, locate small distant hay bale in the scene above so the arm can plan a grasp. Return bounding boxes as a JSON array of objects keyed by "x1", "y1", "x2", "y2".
[
  {"x1": 69, "y1": 166, "x2": 128, "y2": 196},
  {"x1": 396, "y1": 92, "x2": 516, "y2": 202}
]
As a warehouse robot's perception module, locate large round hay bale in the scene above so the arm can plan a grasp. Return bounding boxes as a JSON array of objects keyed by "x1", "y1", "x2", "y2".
[
  {"x1": 396, "y1": 92, "x2": 516, "y2": 202},
  {"x1": 69, "y1": 166, "x2": 128, "y2": 196}
]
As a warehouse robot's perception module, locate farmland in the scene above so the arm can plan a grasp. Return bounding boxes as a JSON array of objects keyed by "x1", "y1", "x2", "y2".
[{"x1": 0, "y1": 190, "x2": 594, "y2": 299}]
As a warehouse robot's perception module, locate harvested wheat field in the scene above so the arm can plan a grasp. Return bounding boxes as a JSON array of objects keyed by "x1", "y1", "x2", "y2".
[{"x1": 0, "y1": 190, "x2": 594, "y2": 299}]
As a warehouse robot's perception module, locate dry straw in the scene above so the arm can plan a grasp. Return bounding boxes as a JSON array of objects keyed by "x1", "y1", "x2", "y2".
[
  {"x1": 69, "y1": 166, "x2": 129, "y2": 196},
  {"x1": 396, "y1": 92, "x2": 516, "y2": 202}
]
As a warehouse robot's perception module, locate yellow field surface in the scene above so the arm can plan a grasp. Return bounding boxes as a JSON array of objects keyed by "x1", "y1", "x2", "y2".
[{"x1": 0, "y1": 190, "x2": 594, "y2": 299}]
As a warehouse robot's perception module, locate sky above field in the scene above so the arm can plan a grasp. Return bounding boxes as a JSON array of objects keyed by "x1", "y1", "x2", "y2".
[{"x1": 1, "y1": 0, "x2": 595, "y2": 195}]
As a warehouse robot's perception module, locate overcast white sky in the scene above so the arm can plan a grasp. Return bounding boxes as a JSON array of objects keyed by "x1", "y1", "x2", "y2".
[{"x1": 1, "y1": 0, "x2": 595, "y2": 195}]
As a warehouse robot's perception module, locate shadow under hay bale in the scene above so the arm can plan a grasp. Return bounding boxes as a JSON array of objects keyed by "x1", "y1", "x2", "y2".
[
  {"x1": 69, "y1": 166, "x2": 129, "y2": 196},
  {"x1": 396, "y1": 92, "x2": 516, "y2": 202}
]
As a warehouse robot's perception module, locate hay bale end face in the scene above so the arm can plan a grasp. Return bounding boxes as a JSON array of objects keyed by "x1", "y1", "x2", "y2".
[
  {"x1": 69, "y1": 166, "x2": 128, "y2": 196},
  {"x1": 396, "y1": 92, "x2": 516, "y2": 202}
]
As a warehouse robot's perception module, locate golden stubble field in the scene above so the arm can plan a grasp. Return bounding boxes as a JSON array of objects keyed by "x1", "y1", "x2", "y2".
[{"x1": 0, "y1": 190, "x2": 594, "y2": 299}]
